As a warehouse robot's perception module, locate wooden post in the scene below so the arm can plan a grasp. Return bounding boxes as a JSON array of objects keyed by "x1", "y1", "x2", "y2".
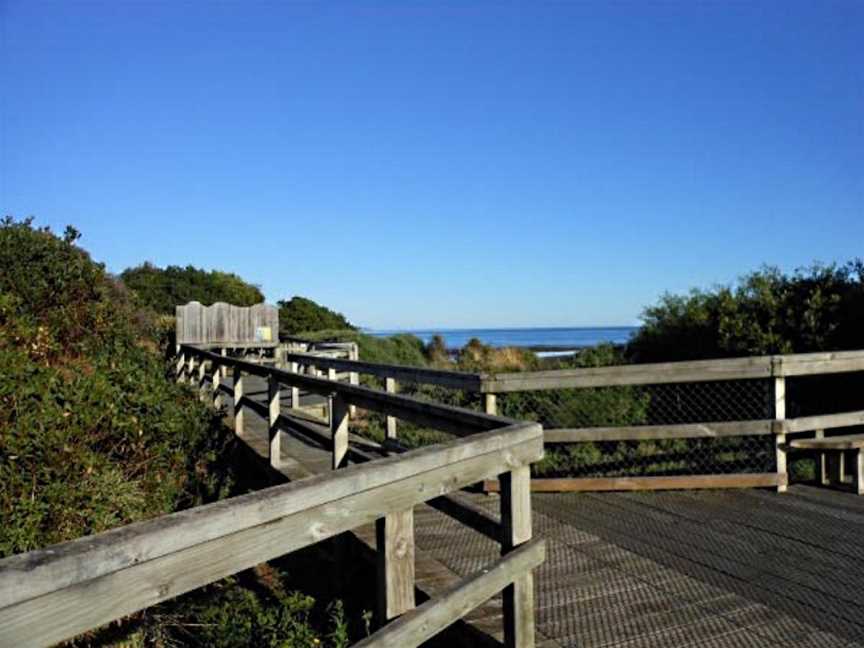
[
  {"x1": 268, "y1": 374, "x2": 281, "y2": 469},
  {"x1": 176, "y1": 351, "x2": 185, "y2": 383},
  {"x1": 331, "y1": 393, "x2": 349, "y2": 470},
  {"x1": 349, "y1": 345, "x2": 359, "y2": 418},
  {"x1": 328, "y1": 367, "x2": 337, "y2": 381},
  {"x1": 773, "y1": 359, "x2": 787, "y2": 493},
  {"x1": 376, "y1": 510, "x2": 416, "y2": 625},
  {"x1": 484, "y1": 393, "x2": 497, "y2": 416},
  {"x1": 288, "y1": 361, "x2": 300, "y2": 409},
  {"x1": 386, "y1": 377, "x2": 398, "y2": 440},
  {"x1": 220, "y1": 348, "x2": 228, "y2": 379},
  {"x1": 186, "y1": 355, "x2": 197, "y2": 389},
  {"x1": 197, "y1": 360, "x2": 207, "y2": 402},
  {"x1": 814, "y1": 429, "x2": 827, "y2": 485},
  {"x1": 233, "y1": 366, "x2": 245, "y2": 438},
  {"x1": 855, "y1": 450, "x2": 864, "y2": 495},
  {"x1": 500, "y1": 466, "x2": 535, "y2": 648},
  {"x1": 212, "y1": 359, "x2": 222, "y2": 409}
]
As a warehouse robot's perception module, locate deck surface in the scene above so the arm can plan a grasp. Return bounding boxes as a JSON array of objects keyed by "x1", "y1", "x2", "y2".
[{"x1": 230, "y1": 375, "x2": 864, "y2": 647}]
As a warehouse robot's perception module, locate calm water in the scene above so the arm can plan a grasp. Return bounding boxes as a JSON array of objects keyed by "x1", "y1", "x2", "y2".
[{"x1": 368, "y1": 326, "x2": 638, "y2": 350}]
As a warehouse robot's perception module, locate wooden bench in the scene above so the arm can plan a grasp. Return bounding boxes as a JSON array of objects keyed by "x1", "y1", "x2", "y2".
[{"x1": 789, "y1": 433, "x2": 864, "y2": 494}]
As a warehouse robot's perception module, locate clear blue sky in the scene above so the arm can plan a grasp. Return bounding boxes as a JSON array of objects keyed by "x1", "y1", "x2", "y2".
[{"x1": 2, "y1": 1, "x2": 862, "y2": 329}]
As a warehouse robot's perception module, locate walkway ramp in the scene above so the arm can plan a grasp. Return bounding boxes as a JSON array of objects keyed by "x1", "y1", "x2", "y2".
[{"x1": 234, "y1": 374, "x2": 864, "y2": 648}]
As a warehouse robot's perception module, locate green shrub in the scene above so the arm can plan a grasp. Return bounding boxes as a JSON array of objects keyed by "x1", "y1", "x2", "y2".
[
  {"x1": 121, "y1": 262, "x2": 264, "y2": 315},
  {"x1": 278, "y1": 297, "x2": 355, "y2": 336}
]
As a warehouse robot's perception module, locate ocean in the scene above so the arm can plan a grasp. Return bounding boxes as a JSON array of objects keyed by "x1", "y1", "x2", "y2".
[{"x1": 368, "y1": 326, "x2": 638, "y2": 352}]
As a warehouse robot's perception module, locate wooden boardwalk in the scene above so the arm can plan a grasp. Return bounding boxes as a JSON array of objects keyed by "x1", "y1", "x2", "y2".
[{"x1": 236, "y1": 376, "x2": 864, "y2": 648}]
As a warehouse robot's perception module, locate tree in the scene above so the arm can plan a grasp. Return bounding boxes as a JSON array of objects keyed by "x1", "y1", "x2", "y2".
[
  {"x1": 629, "y1": 261, "x2": 864, "y2": 363},
  {"x1": 277, "y1": 296, "x2": 355, "y2": 336},
  {"x1": 121, "y1": 263, "x2": 264, "y2": 315}
]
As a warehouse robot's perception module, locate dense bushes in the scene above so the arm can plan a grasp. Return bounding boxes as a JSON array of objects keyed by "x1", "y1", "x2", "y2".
[
  {"x1": 629, "y1": 262, "x2": 864, "y2": 362},
  {"x1": 278, "y1": 297, "x2": 355, "y2": 336},
  {"x1": 0, "y1": 218, "x2": 236, "y2": 556},
  {"x1": 121, "y1": 262, "x2": 264, "y2": 315}
]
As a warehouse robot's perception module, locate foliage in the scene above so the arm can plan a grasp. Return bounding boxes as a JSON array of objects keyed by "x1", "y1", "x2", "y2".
[
  {"x1": 278, "y1": 297, "x2": 355, "y2": 336},
  {"x1": 629, "y1": 262, "x2": 864, "y2": 362},
  {"x1": 0, "y1": 217, "x2": 234, "y2": 556},
  {"x1": 121, "y1": 262, "x2": 264, "y2": 316},
  {"x1": 300, "y1": 329, "x2": 427, "y2": 366}
]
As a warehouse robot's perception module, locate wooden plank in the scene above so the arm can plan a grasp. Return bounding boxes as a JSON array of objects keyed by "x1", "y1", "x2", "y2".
[
  {"x1": 481, "y1": 356, "x2": 773, "y2": 392},
  {"x1": 483, "y1": 473, "x2": 786, "y2": 493},
  {"x1": 500, "y1": 466, "x2": 534, "y2": 648},
  {"x1": 268, "y1": 374, "x2": 281, "y2": 469},
  {"x1": 386, "y1": 377, "x2": 398, "y2": 439},
  {"x1": 376, "y1": 509, "x2": 416, "y2": 622},
  {"x1": 331, "y1": 393, "x2": 349, "y2": 470},
  {"x1": 354, "y1": 540, "x2": 545, "y2": 648},
  {"x1": 232, "y1": 366, "x2": 244, "y2": 437},
  {"x1": 0, "y1": 422, "x2": 542, "y2": 611},
  {"x1": 284, "y1": 352, "x2": 482, "y2": 390},
  {"x1": 786, "y1": 409, "x2": 864, "y2": 434},
  {"x1": 789, "y1": 433, "x2": 864, "y2": 450},
  {"x1": 0, "y1": 430, "x2": 543, "y2": 647},
  {"x1": 774, "y1": 372, "x2": 787, "y2": 493},
  {"x1": 545, "y1": 419, "x2": 774, "y2": 443}
]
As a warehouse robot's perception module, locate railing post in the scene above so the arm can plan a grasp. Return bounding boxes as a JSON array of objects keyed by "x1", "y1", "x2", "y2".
[
  {"x1": 331, "y1": 392, "x2": 349, "y2": 470},
  {"x1": 500, "y1": 465, "x2": 535, "y2": 648},
  {"x1": 268, "y1": 373, "x2": 281, "y2": 469},
  {"x1": 197, "y1": 360, "x2": 207, "y2": 402},
  {"x1": 186, "y1": 354, "x2": 197, "y2": 389},
  {"x1": 376, "y1": 509, "x2": 416, "y2": 625},
  {"x1": 288, "y1": 361, "x2": 300, "y2": 409},
  {"x1": 773, "y1": 357, "x2": 787, "y2": 493},
  {"x1": 220, "y1": 347, "x2": 228, "y2": 379},
  {"x1": 349, "y1": 344, "x2": 359, "y2": 418},
  {"x1": 212, "y1": 359, "x2": 222, "y2": 409},
  {"x1": 386, "y1": 377, "x2": 398, "y2": 439},
  {"x1": 233, "y1": 365, "x2": 245, "y2": 438},
  {"x1": 484, "y1": 393, "x2": 497, "y2": 416},
  {"x1": 176, "y1": 350, "x2": 186, "y2": 383}
]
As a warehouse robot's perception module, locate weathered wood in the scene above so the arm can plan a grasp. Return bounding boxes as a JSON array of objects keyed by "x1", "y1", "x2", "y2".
[
  {"x1": 355, "y1": 539, "x2": 545, "y2": 648},
  {"x1": 376, "y1": 509, "x2": 416, "y2": 623},
  {"x1": 785, "y1": 409, "x2": 864, "y2": 434},
  {"x1": 212, "y1": 357, "x2": 223, "y2": 408},
  {"x1": 386, "y1": 377, "x2": 398, "y2": 439},
  {"x1": 233, "y1": 365, "x2": 245, "y2": 437},
  {"x1": 500, "y1": 465, "x2": 534, "y2": 648},
  {"x1": 175, "y1": 301, "x2": 278, "y2": 345},
  {"x1": 484, "y1": 472, "x2": 786, "y2": 493},
  {"x1": 545, "y1": 419, "x2": 775, "y2": 443},
  {"x1": 774, "y1": 371, "x2": 787, "y2": 493},
  {"x1": 331, "y1": 393, "x2": 349, "y2": 470},
  {"x1": 284, "y1": 352, "x2": 482, "y2": 391},
  {"x1": 789, "y1": 433, "x2": 864, "y2": 450},
  {"x1": 481, "y1": 355, "x2": 774, "y2": 392},
  {"x1": 268, "y1": 374, "x2": 281, "y2": 469},
  {"x1": 484, "y1": 393, "x2": 497, "y2": 416},
  {"x1": 0, "y1": 425, "x2": 544, "y2": 645},
  {"x1": 175, "y1": 351, "x2": 185, "y2": 383}
]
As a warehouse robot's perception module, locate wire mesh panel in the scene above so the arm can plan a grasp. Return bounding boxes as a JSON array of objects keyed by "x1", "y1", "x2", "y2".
[{"x1": 496, "y1": 378, "x2": 776, "y2": 478}]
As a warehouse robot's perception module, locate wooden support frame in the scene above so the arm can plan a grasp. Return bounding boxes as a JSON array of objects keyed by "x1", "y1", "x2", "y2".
[
  {"x1": 331, "y1": 393, "x2": 349, "y2": 470},
  {"x1": 268, "y1": 374, "x2": 281, "y2": 469},
  {"x1": 485, "y1": 472, "x2": 786, "y2": 493},
  {"x1": 386, "y1": 377, "x2": 398, "y2": 440},
  {"x1": 376, "y1": 509, "x2": 416, "y2": 624},
  {"x1": 773, "y1": 367, "x2": 787, "y2": 494},
  {"x1": 500, "y1": 465, "x2": 535, "y2": 648},
  {"x1": 233, "y1": 365, "x2": 245, "y2": 438}
]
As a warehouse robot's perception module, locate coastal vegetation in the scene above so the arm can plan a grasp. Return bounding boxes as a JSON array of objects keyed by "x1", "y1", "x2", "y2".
[{"x1": 0, "y1": 218, "x2": 357, "y2": 646}]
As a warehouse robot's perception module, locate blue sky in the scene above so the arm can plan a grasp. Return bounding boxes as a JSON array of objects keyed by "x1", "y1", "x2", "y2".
[{"x1": 2, "y1": 1, "x2": 862, "y2": 329}]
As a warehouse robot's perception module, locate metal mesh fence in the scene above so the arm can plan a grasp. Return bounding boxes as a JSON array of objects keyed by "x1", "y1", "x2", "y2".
[{"x1": 496, "y1": 378, "x2": 776, "y2": 478}]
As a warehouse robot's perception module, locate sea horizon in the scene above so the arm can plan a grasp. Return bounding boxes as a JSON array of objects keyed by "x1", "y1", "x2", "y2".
[{"x1": 366, "y1": 325, "x2": 639, "y2": 351}]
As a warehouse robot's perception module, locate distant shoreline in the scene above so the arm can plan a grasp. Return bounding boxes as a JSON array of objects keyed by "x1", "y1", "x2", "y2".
[{"x1": 367, "y1": 325, "x2": 639, "y2": 352}]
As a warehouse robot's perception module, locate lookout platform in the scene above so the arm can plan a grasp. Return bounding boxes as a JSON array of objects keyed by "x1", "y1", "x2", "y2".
[{"x1": 234, "y1": 374, "x2": 864, "y2": 648}]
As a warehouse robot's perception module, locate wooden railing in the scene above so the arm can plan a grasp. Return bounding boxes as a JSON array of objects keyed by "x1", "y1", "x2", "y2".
[
  {"x1": 274, "y1": 349, "x2": 864, "y2": 493},
  {"x1": 0, "y1": 346, "x2": 546, "y2": 648}
]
